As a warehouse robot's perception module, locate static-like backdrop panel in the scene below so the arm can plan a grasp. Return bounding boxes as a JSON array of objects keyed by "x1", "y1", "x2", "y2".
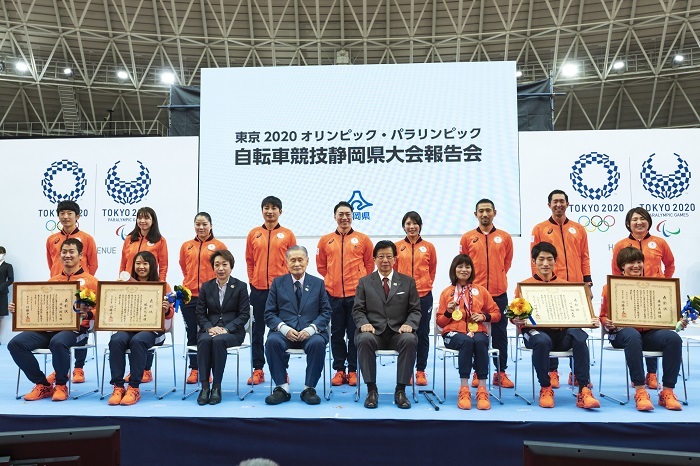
[{"x1": 199, "y1": 62, "x2": 520, "y2": 237}]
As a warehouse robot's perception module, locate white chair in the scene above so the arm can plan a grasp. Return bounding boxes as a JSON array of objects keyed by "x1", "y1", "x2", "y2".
[
  {"x1": 513, "y1": 328, "x2": 574, "y2": 405},
  {"x1": 598, "y1": 327, "x2": 688, "y2": 405},
  {"x1": 15, "y1": 329, "x2": 99, "y2": 400},
  {"x1": 430, "y1": 321, "x2": 502, "y2": 404},
  {"x1": 354, "y1": 350, "x2": 418, "y2": 404},
  {"x1": 183, "y1": 308, "x2": 254, "y2": 401},
  {"x1": 99, "y1": 324, "x2": 177, "y2": 400},
  {"x1": 682, "y1": 323, "x2": 700, "y2": 380}
]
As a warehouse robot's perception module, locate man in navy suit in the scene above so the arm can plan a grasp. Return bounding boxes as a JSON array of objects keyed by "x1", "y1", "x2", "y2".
[
  {"x1": 353, "y1": 240, "x2": 422, "y2": 409},
  {"x1": 264, "y1": 245, "x2": 332, "y2": 405}
]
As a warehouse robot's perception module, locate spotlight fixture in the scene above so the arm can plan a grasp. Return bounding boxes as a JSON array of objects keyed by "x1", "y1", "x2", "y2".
[
  {"x1": 117, "y1": 70, "x2": 129, "y2": 80},
  {"x1": 673, "y1": 54, "x2": 684, "y2": 64},
  {"x1": 63, "y1": 67, "x2": 74, "y2": 77},
  {"x1": 15, "y1": 61, "x2": 29, "y2": 73},
  {"x1": 515, "y1": 70, "x2": 523, "y2": 78},
  {"x1": 335, "y1": 49, "x2": 350, "y2": 65},
  {"x1": 160, "y1": 71, "x2": 176, "y2": 85},
  {"x1": 612, "y1": 60, "x2": 625, "y2": 70}
]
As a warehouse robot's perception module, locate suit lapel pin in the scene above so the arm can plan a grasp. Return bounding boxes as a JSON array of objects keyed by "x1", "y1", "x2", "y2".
[
  {"x1": 304, "y1": 286, "x2": 309, "y2": 292},
  {"x1": 230, "y1": 285, "x2": 235, "y2": 289}
]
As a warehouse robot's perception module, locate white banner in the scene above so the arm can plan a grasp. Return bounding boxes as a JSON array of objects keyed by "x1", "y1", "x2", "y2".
[{"x1": 200, "y1": 62, "x2": 520, "y2": 237}]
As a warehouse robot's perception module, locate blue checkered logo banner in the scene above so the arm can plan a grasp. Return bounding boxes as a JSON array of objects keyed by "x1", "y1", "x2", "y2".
[
  {"x1": 570, "y1": 152, "x2": 620, "y2": 200},
  {"x1": 104, "y1": 160, "x2": 152, "y2": 205},
  {"x1": 640, "y1": 153, "x2": 691, "y2": 200},
  {"x1": 41, "y1": 159, "x2": 87, "y2": 203}
]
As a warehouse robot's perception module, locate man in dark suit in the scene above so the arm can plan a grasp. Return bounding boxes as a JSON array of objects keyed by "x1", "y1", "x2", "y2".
[
  {"x1": 0, "y1": 246, "x2": 14, "y2": 325},
  {"x1": 195, "y1": 249, "x2": 250, "y2": 405},
  {"x1": 264, "y1": 245, "x2": 332, "y2": 405},
  {"x1": 352, "y1": 240, "x2": 421, "y2": 409}
]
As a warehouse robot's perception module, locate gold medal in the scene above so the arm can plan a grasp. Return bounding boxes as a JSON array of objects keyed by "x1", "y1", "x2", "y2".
[
  {"x1": 452, "y1": 309, "x2": 463, "y2": 321},
  {"x1": 468, "y1": 322, "x2": 478, "y2": 333}
]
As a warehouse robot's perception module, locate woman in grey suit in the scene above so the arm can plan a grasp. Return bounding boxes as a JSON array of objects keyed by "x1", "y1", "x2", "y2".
[{"x1": 195, "y1": 249, "x2": 250, "y2": 405}]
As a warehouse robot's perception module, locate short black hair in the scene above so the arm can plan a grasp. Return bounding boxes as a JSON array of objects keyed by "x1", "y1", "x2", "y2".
[
  {"x1": 616, "y1": 246, "x2": 645, "y2": 272},
  {"x1": 261, "y1": 196, "x2": 282, "y2": 210},
  {"x1": 448, "y1": 254, "x2": 474, "y2": 286},
  {"x1": 547, "y1": 189, "x2": 569, "y2": 203},
  {"x1": 474, "y1": 198, "x2": 495, "y2": 211},
  {"x1": 334, "y1": 201, "x2": 353, "y2": 214},
  {"x1": 373, "y1": 240, "x2": 397, "y2": 258},
  {"x1": 531, "y1": 241, "x2": 557, "y2": 261},
  {"x1": 132, "y1": 251, "x2": 159, "y2": 282},
  {"x1": 624, "y1": 207, "x2": 653, "y2": 232},
  {"x1": 0, "y1": 246, "x2": 6, "y2": 254},
  {"x1": 401, "y1": 211, "x2": 422, "y2": 231},
  {"x1": 62, "y1": 238, "x2": 83, "y2": 254},
  {"x1": 210, "y1": 249, "x2": 235, "y2": 269},
  {"x1": 56, "y1": 200, "x2": 80, "y2": 216}
]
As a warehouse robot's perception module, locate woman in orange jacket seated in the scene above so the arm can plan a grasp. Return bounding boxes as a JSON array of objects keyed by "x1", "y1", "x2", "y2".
[
  {"x1": 436, "y1": 254, "x2": 500, "y2": 410},
  {"x1": 600, "y1": 246, "x2": 684, "y2": 411}
]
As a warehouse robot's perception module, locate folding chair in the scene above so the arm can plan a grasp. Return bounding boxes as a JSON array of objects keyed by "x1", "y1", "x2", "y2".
[
  {"x1": 682, "y1": 323, "x2": 700, "y2": 380},
  {"x1": 15, "y1": 329, "x2": 99, "y2": 400},
  {"x1": 598, "y1": 327, "x2": 687, "y2": 405},
  {"x1": 183, "y1": 308, "x2": 254, "y2": 400},
  {"x1": 100, "y1": 324, "x2": 177, "y2": 400},
  {"x1": 354, "y1": 349, "x2": 418, "y2": 404}
]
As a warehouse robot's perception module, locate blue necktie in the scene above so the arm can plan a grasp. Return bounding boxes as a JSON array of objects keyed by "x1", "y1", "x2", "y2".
[{"x1": 295, "y1": 281, "x2": 302, "y2": 306}]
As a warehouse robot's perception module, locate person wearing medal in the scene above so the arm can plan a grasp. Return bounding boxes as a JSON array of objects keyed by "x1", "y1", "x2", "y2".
[
  {"x1": 436, "y1": 254, "x2": 501, "y2": 410},
  {"x1": 610, "y1": 207, "x2": 675, "y2": 390},
  {"x1": 600, "y1": 246, "x2": 684, "y2": 411},
  {"x1": 512, "y1": 241, "x2": 600, "y2": 409}
]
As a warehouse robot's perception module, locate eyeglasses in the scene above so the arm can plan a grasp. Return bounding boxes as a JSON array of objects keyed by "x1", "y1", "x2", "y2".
[{"x1": 375, "y1": 255, "x2": 395, "y2": 261}]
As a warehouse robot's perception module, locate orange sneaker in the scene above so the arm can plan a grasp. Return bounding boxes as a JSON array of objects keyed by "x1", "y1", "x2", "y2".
[
  {"x1": 247, "y1": 369, "x2": 265, "y2": 385},
  {"x1": 186, "y1": 369, "x2": 199, "y2": 384},
  {"x1": 493, "y1": 372, "x2": 514, "y2": 388},
  {"x1": 72, "y1": 368, "x2": 85, "y2": 384},
  {"x1": 141, "y1": 370, "x2": 153, "y2": 383},
  {"x1": 634, "y1": 388, "x2": 654, "y2": 411},
  {"x1": 108, "y1": 386, "x2": 126, "y2": 405},
  {"x1": 548, "y1": 371, "x2": 560, "y2": 389},
  {"x1": 659, "y1": 388, "x2": 682, "y2": 411},
  {"x1": 24, "y1": 384, "x2": 54, "y2": 401},
  {"x1": 120, "y1": 387, "x2": 141, "y2": 406},
  {"x1": 52, "y1": 384, "x2": 69, "y2": 402},
  {"x1": 457, "y1": 386, "x2": 472, "y2": 410},
  {"x1": 471, "y1": 372, "x2": 478, "y2": 388},
  {"x1": 347, "y1": 371, "x2": 357, "y2": 386},
  {"x1": 415, "y1": 371, "x2": 428, "y2": 386},
  {"x1": 331, "y1": 370, "x2": 347, "y2": 386},
  {"x1": 568, "y1": 371, "x2": 578, "y2": 387},
  {"x1": 476, "y1": 386, "x2": 491, "y2": 410},
  {"x1": 645, "y1": 373, "x2": 658, "y2": 389},
  {"x1": 576, "y1": 387, "x2": 601, "y2": 409},
  {"x1": 46, "y1": 372, "x2": 56, "y2": 384},
  {"x1": 539, "y1": 386, "x2": 555, "y2": 408}
]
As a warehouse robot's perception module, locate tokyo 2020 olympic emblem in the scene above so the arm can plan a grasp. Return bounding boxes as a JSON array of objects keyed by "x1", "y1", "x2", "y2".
[
  {"x1": 570, "y1": 152, "x2": 620, "y2": 200},
  {"x1": 640, "y1": 153, "x2": 691, "y2": 200},
  {"x1": 41, "y1": 159, "x2": 87, "y2": 203},
  {"x1": 105, "y1": 160, "x2": 151, "y2": 205}
]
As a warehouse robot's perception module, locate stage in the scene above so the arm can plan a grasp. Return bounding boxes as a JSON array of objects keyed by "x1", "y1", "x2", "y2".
[{"x1": 0, "y1": 340, "x2": 698, "y2": 465}]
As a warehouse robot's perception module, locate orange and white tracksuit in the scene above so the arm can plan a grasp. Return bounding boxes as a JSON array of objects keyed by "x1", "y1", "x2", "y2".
[
  {"x1": 316, "y1": 229, "x2": 373, "y2": 298},
  {"x1": 460, "y1": 226, "x2": 513, "y2": 297},
  {"x1": 46, "y1": 228, "x2": 98, "y2": 277},
  {"x1": 179, "y1": 235, "x2": 227, "y2": 297},
  {"x1": 49, "y1": 268, "x2": 98, "y2": 330},
  {"x1": 611, "y1": 234, "x2": 675, "y2": 278},
  {"x1": 531, "y1": 218, "x2": 591, "y2": 283},
  {"x1": 436, "y1": 283, "x2": 500, "y2": 335},
  {"x1": 120, "y1": 235, "x2": 169, "y2": 281},
  {"x1": 394, "y1": 237, "x2": 437, "y2": 297},
  {"x1": 245, "y1": 224, "x2": 296, "y2": 290}
]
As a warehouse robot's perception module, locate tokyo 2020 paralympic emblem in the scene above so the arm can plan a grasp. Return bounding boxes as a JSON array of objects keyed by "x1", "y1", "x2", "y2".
[
  {"x1": 105, "y1": 160, "x2": 151, "y2": 205},
  {"x1": 640, "y1": 153, "x2": 691, "y2": 200},
  {"x1": 42, "y1": 159, "x2": 87, "y2": 203},
  {"x1": 570, "y1": 152, "x2": 620, "y2": 200}
]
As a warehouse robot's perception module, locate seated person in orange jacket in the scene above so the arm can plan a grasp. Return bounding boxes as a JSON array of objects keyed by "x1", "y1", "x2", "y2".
[
  {"x1": 600, "y1": 246, "x2": 684, "y2": 411},
  {"x1": 436, "y1": 254, "x2": 500, "y2": 410}
]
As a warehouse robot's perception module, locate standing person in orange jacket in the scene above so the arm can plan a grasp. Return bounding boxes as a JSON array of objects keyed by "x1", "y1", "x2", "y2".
[
  {"x1": 530, "y1": 189, "x2": 592, "y2": 387},
  {"x1": 119, "y1": 207, "x2": 169, "y2": 282},
  {"x1": 245, "y1": 196, "x2": 297, "y2": 385},
  {"x1": 179, "y1": 212, "x2": 227, "y2": 384},
  {"x1": 317, "y1": 201, "x2": 374, "y2": 387},
  {"x1": 460, "y1": 199, "x2": 514, "y2": 388},
  {"x1": 394, "y1": 211, "x2": 436, "y2": 386}
]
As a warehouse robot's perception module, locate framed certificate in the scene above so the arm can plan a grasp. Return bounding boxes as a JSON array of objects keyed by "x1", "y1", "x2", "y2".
[
  {"x1": 607, "y1": 275, "x2": 681, "y2": 329},
  {"x1": 95, "y1": 281, "x2": 167, "y2": 331},
  {"x1": 12, "y1": 282, "x2": 80, "y2": 331},
  {"x1": 516, "y1": 282, "x2": 596, "y2": 328}
]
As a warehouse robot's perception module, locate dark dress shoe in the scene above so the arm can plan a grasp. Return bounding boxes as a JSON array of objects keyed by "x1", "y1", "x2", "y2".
[
  {"x1": 300, "y1": 387, "x2": 321, "y2": 405},
  {"x1": 209, "y1": 387, "x2": 222, "y2": 405},
  {"x1": 265, "y1": 387, "x2": 291, "y2": 405},
  {"x1": 197, "y1": 388, "x2": 210, "y2": 406},
  {"x1": 364, "y1": 389, "x2": 379, "y2": 409},
  {"x1": 394, "y1": 390, "x2": 411, "y2": 409}
]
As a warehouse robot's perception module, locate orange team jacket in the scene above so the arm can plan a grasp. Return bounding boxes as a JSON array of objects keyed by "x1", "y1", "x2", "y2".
[
  {"x1": 120, "y1": 235, "x2": 169, "y2": 281},
  {"x1": 393, "y1": 237, "x2": 437, "y2": 297},
  {"x1": 599, "y1": 284, "x2": 651, "y2": 332},
  {"x1": 245, "y1": 224, "x2": 296, "y2": 290},
  {"x1": 459, "y1": 227, "x2": 513, "y2": 297},
  {"x1": 49, "y1": 268, "x2": 98, "y2": 330},
  {"x1": 316, "y1": 229, "x2": 374, "y2": 298},
  {"x1": 46, "y1": 228, "x2": 98, "y2": 277},
  {"x1": 530, "y1": 217, "x2": 591, "y2": 283},
  {"x1": 179, "y1": 236, "x2": 227, "y2": 297},
  {"x1": 436, "y1": 283, "x2": 501, "y2": 335},
  {"x1": 611, "y1": 234, "x2": 675, "y2": 278}
]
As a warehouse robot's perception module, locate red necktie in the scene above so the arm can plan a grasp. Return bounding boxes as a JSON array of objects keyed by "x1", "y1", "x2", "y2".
[{"x1": 382, "y1": 277, "x2": 389, "y2": 297}]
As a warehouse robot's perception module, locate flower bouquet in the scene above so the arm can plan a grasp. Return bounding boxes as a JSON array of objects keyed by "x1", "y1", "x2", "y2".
[
  {"x1": 73, "y1": 288, "x2": 97, "y2": 313},
  {"x1": 505, "y1": 297, "x2": 535, "y2": 325},
  {"x1": 167, "y1": 285, "x2": 192, "y2": 313}
]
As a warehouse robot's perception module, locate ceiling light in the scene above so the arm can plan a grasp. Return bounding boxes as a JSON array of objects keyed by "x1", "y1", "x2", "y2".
[
  {"x1": 515, "y1": 70, "x2": 523, "y2": 78},
  {"x1": 561, "y1": 63, "x2": 579, "y2": 77},
  {"x1": 160, "y1": 71, "x2": 175, "y2": 85},
  {"x1": 117, "y1": 70, "x2": 128, "y2": 79},
  {"x1": 612, "y1": 60, "x2": 625, "y2": 70},
  {"x1": 15, "y1": 61, "x2": 28, "y2": 73},
  {"x1": 64, "y1": 67, "x2": 73, "y2": 75},
  {"x1": 673, "y1": 54, "x2": 684, "y2": 64}
]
